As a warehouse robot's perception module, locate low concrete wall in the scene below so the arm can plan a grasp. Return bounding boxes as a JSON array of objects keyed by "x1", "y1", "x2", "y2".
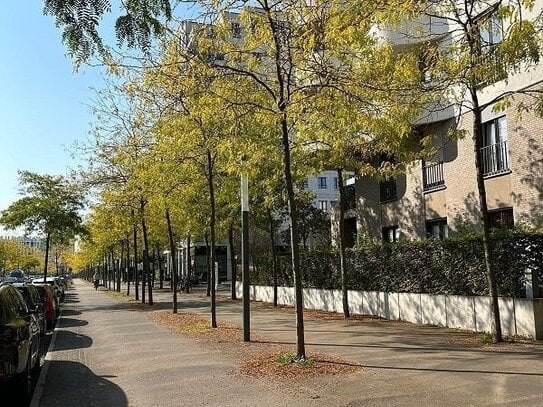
[{"x1": 236, "y1": 283, "x2": 543, "y2": 339}]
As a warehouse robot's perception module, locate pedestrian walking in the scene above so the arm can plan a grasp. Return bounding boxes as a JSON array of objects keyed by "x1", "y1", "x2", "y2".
[{"x1": 93, "y1": 271, "x2": 100, "y2": 290}]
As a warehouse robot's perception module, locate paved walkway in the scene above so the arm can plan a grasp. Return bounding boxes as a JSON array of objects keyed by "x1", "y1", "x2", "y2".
[{"x1": 32, "y1": 279, "x2": 543, "y2": 406}]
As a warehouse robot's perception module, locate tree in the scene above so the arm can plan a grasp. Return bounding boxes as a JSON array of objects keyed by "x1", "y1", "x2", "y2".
[
  {"x1": 0, "y1": 171, "x2": 85, "y2": 280},
  {"x1": 43, "y1": 0, "x2": 173, "y2": 67}
]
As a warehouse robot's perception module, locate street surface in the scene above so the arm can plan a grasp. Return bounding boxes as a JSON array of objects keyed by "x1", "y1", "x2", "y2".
[{"x1": 26, "y1": 279, "x2": 543, "y2": 406}]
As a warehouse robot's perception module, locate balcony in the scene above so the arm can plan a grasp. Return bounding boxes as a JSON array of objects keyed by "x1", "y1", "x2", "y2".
[
  {"x1": 481, "y1": 141, "x2": 510, "y2": 177},
  {"x1": 423, "y1": 161, "x2": 445, "y2": 192}
]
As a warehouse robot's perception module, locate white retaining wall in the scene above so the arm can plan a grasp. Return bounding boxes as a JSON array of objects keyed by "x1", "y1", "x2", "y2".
[{"x1": 236, "y1": 284, "x2": 543, "y2": 339}]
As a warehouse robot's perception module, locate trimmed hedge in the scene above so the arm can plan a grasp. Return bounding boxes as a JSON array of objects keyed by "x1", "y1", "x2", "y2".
[{"x1": 251, "y1": 232, "x2": 543, "y2": 297}]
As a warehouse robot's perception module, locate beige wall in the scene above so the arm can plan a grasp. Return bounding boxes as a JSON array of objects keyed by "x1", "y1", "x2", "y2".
[{"x1": 353, "y1": 92, "x2": 543, "y2": 239}]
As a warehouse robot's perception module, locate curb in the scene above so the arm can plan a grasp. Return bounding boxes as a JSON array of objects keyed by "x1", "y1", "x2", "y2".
[{"x1": 29, "y1": 312, "x2": 61, "y2": 407}]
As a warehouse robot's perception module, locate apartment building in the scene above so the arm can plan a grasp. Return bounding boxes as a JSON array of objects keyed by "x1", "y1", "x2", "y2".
[{"x1": 347, "y1": 2, "x2": 543, "y2": 243}]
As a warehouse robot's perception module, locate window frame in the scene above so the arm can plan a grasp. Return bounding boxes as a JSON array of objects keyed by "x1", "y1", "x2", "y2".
[
  {"x1": 487, "y1": 207, "x2": 514, "y2": 229},
  {"x1": 426, "y1": 218, "x2": 448, "y2": 240},
  {"x1": 317, "y1": 176, "x2": 327, "y2": 189},
  {"x1": 382, "y1": 225, "x2": 399, "y2": 243},
  {"x1": 481, "y1": 116, "x2": 510, "y2": 177}
]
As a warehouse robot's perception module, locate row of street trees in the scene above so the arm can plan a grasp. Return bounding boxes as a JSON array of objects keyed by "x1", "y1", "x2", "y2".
[{"x1": 36, "y1": 0, "x2": 543, "y2": 357}]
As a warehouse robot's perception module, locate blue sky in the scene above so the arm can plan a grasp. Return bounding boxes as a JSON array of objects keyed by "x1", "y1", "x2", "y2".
[
  {"x1": 0, "y1": 2, "x2": 103, "y2": 216},
  {"x1": 0, "y1": 2, "x2": 198, "y2": 235}
]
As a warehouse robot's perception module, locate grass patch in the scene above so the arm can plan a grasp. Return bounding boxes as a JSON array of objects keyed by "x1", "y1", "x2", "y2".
[
  {"x1": 480, "y1": 332, "x2": 494, "y2": 344},
  {"x1": 276, "y1": 352, "x2": 314, "y2": 367}
]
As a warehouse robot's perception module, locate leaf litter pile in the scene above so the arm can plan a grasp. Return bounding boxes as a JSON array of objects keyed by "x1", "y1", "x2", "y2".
[{"x1": 149, "y1": 310, "x2": 361, "y2": 378}]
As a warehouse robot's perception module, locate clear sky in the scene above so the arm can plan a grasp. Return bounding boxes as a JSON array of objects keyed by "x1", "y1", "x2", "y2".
[
  {"x1": 0, "y1": 2, "x2": 104, "y2": 216},
  {"x1": 0, "y1": 2, "x2": 199, "y2": 236}
]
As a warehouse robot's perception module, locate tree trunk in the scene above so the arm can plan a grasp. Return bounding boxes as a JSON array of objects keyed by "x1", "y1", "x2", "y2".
[
  {"x1": 43, "y1": 231, "x2": 51, "y2": 280},
  {"x1": 205, "y1": 235, "x2": 211, "y2": 297},
  {"x1": 126, "y1": 236, "x2": 131, "y2": 296},
  {"x1": 166, "y1": 208, "x2": 178, "y2": 313},
  {"x1": 185, "y1": 235, "x2": 191, "y2": 294},
  {"x1": 470, "y1": 88, "x2": 503, "y2": 342},
  {"x1": 133, "y1": 216, "x2": 139, "y2": 301},
  {"x1": 118, "y1": 244, "x2": 123, "y2": 292},
  {"x1": 467, "y1": 28, "x2": 502, "y2": 342},
  {"x1": 157, "y1": 247, "x2": 164, "y2": 289},
  {"x1": 337, "y1": 168, "x2": 350, "y2": 318},
  {"x1": 280, "y1": 115, "x2": 305, "y2": 359},
  {"x1": 229, "y1": 223, "x2": 237, "y2": 300},
  {"x1": 207, "y1": 150, "x2": 217, "y2": 329},
  {"x1": 140, "y1": 198, "x2": 153, "y2": 306},
  {"x1": 267, "y1": 209, "x2": 278, "y2": 307}
]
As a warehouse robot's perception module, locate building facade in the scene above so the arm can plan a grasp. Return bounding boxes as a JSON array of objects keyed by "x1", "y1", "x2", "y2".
[{"x1": 347, "y1": 2, "x2": 543, "y2": 243}]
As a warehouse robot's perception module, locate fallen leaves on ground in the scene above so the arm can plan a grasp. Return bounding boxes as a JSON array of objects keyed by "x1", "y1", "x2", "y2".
[
  {"x1": 148, "y1": 310, "x2": 362, "y2": 379},
  {"x1": 149, "y1": 311, "x2": 242, "y2": 342},
  {"x1": 239, "y1": 349, "x2": 362, "y2": 379}
]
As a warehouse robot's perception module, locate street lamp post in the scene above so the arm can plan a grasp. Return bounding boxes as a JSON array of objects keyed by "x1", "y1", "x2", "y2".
[{"x1": 241, "y1": 158, "x2": 250, "y2": 342}]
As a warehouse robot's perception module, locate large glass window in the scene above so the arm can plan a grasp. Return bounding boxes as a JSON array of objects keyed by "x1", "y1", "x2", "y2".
[{"x1": 481, "y1": 116, "x2": 509, "y2": 176}]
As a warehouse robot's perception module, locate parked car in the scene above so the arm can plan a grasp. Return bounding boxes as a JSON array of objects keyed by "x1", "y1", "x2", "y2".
[
  {"x1": 33, "y1": 284, "x2": 58, "y2": 330},
  {"x1": 31, "y1": 276, "x2": 64, "y2": 303},
  {"x1": 0, "y1": 283, "x2": 41, "y2": 401},
  {"x1": 8, "y1": 269, "x2": 26, "y2": 282},
  {"x1": 13, "y1": 283, "x2": 47, "y2": 336}
]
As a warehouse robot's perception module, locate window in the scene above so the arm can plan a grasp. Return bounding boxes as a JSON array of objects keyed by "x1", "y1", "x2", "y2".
[
  {"x1": 422, "y1": 160, "x2": 445, "y2": 191},
  {"x1": 426, "y1": 218, "x2": 448, "y2": 240},
  {"x1": 479, "y1": 13, "x2": 503, "y2": 48},
  {"x1": 231, "y1": 22, "x2": 241, "y2": 39},
  {"x1": 481, "y1": 116, "x2": 509, "y2": 176},
  {"x1": 476, "y1": 11, "x2": 506, "y2": 87},
  {"x1": 488, "y1": 208, "x2": 514, "y2": 229},
  {"x1": 334, "y1": 177, "x2": 339, "y2": 190},
  {"x1": 380, "y1": 176, "x2": 397, "y2": 202},
  {"x1": 382, "y1": 226, "x2": 399, "y2": 243},
  {"x1": 302, "y1": 180, "x2": 309, "y2": 189},
  {"x1": 317, "y1": 177, "x2": 327, "y2": 189},
  {"x1": 318, "y1": 200, "x2": 328, "y2": 212}
]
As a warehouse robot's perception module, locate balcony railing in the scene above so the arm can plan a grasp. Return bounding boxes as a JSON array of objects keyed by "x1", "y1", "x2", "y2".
[
  {"x1": 423, "y1": 161, "x2": 445, "y2": 191},
  {"x1": 481, "y1": 141, "x2": 510, "y2": 176}
]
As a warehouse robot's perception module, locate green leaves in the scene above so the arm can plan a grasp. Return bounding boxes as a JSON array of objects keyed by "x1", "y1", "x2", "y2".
[
  {"x1": 0, "y1": 171, "x2": 85, "y2": 242},
  {"x1": 44, "y1": 0, "x2": 172, "y2": 66}
]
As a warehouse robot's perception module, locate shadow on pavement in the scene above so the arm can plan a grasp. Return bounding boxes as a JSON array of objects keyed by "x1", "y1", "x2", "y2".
[
  {"x1": 40, "y1": 361, "x2": 127, "y2": 407},
  {"x1": 52, "y1": 331, "x2": 93, "y2": 351},
  {"x1": 58, "y1": 317, "x2": 89, "y2": 328}
]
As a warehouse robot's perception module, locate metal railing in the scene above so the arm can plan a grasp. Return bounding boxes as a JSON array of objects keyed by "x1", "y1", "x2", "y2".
[
  {"x1": 423, "y1": 161, "x2": 445, "y2": 191},
  {"x1": 481, "y1": 140, "x2": 510, "y2": 176}
]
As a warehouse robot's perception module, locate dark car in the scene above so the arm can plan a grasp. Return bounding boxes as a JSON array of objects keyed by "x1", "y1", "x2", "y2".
[
  {"x1": 33, "y1": 284, "x2": 58, "y2": 330},
  {"x1": 0, "y1": 283, "x2": 41, "y2": 401},
  {"x1": 32, "y1": 276, "x2": 64, "y2": 304},
  {"x1": 13, "y1": 283, "x2": 47, "y2": 336},
  {"x1": 8, "y1": 269, "x2": 26, "y2": 282}
]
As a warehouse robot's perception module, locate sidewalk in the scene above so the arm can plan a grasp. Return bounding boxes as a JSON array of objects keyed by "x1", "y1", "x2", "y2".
[{"x1": 33, "y1": 279, "x2": 543, "y2": 406}]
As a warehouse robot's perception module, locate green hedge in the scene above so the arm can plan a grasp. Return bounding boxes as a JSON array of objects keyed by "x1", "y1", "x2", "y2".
[{"x1": 251, "y1": 231, "x2": 543, "y2": 297}]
